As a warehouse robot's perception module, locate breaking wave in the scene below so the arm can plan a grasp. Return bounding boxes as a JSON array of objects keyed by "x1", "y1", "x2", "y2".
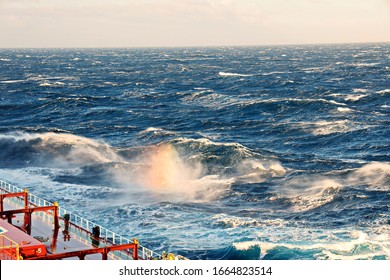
[
  {"x1": 0, "y1": 132, "x2": 286, "y2": 202},
  {"x1": 232, "y1": 228, "x2": 390, "y2": 260}
]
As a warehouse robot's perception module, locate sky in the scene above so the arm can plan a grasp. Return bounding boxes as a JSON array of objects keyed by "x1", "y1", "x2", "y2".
[{"x1": 0, "y1": 0, "x2": 389, "y2": 48}]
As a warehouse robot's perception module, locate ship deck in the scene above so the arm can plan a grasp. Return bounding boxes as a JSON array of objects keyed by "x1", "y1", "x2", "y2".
[
  {"x1": 2, "y1": 198, "x2": 127, "y2": 260},
  {"x1": 0, "y1": 180, "x2": 167, "y2": 260}
]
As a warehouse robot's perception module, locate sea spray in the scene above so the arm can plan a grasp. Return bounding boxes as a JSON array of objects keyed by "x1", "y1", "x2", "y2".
[{"x1": 136, "y1": 143, "x2": 203, "y2": 193}]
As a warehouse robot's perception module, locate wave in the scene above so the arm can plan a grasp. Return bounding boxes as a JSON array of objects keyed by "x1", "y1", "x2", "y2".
[
  {"x1": 0, "y1": 132, "x2": 122, "y2": 168},
  {"x1": 336, "y1": 107, "x2": 354, "y2": 113},
  {"x1": 39, "y1": 81, "x2": 65, "y2": 87},
  {"x1": 349, "y1": 63, "x2": 381, "y2": 68},
  {"x1": 212, "y1": 214, "x2": 287, "y2": 229},
  {"x1": 273, "y1": 177, "x2": 341, "y2": 212},
  {"x1": 218, "y1": 243, "x2": 262, "y2": 260},
  {"x1": 377, "y1": 89, "x2": 390, "y2": 94},
  {"x1": 218, "y1": 72, "x2": 253, "y2": 77},
  {"x1": 182, "y1": 92, "x2": 348, "y2": 110},
  {"x1": 250, "y1": 98, "x2": 347, "y2": 107},
  {"x1": 329, "y1": 89, "x2": 369, "y2": 102},
  {"x1": 169, "y1": 138, "x2": 286, "y2": 181},
  {"x1": 39, "y1": 82, "x2": 52, "y2": 87},
  {"x1": 0, "y1": 132, "x2": 287, "y2": 203},
  {"x1": 0, "y1": 79, "x2": 26, "y2": 84},
  {"x1": 348, "y1": 162, "x2": 390, "y2": 191},
  {"x1": 261, "y1": 71, "x2": 290, "y2": 76},
  {"x1": 137, "y1": 127, "x2": 178, "y2": 143},
  {"x1": 191, "y1": 228, "x2": 390, "y2": 260},
  {"x1": 345, "y1": 94, "x2": 368, "y2": 101},
  {"x1": 293, "y1": 120, "x2": 367, "y2": 136},
  {"x1": 233, "y1": 228, "x2": 390, "y2": 260},
  {"x1": 170, "y1": 137, "x2": 254, "y2": 158},
  {"x1": 181, "y1": 92, "x2": 243, "y2": 109},
  {"x1": 271, "y1": 162, "x2": 390, "y2": 212},
  {"x1": 0, "y1": 132, "x2": 207, "y2": 200},
  {"x1": 353, "y1": 88, "x2": 368, "y2": 93},
  {"x1": 301, "y1": 66, "x2": 331, "y2": 73}
]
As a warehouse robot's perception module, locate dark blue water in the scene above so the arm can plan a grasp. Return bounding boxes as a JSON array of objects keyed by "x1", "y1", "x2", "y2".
[{"x1": 1, "y1": 44, "x2": 389, "y2": 260}]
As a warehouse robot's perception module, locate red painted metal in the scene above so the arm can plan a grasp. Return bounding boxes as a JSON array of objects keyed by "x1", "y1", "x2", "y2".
[
  {"x1": 0, "y1": 205, "x2": 60, "y2": 235},
  {"x1": 0, "y1": 191, "x2": 28, "y2": 213},
  {"x1": 0, "y1": 184, "x2": 163, "y2": 261},
  {"x1": 0, "y1": 219, "x2": 47, "y2": 259},
  {"x1": 27, "y1": 243, "x2": 139, "y2": 260}
]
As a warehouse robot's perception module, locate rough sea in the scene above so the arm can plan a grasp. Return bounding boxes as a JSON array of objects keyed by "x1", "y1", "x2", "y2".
[{"x1": 0, "y1": 44, "x2": 389, "y2": 260}]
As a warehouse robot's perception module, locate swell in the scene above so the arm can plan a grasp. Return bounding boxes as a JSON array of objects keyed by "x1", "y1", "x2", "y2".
[{"x1": 1, "y1": 45, "x2": 389, "y2": 259}]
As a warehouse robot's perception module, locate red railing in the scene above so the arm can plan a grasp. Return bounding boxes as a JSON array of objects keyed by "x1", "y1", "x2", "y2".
[
  {"x1": 0, "y1": 235, "x2": 20, "y2": 260},
  {"x1": 0, "y1": 180, "x2": 166, "y2": 260}
]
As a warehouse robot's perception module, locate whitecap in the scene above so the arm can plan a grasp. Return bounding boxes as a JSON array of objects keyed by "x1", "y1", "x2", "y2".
[
  {"x1": 0, "y1": 132, "x2": 122, "y2": 166},
  {"x1": 327, "y1": 77, "x2": 344, "y2": 82},
  {"x1": 241, "y1": 228, "x2": 390, "y2": 260},
  {"x1": 212, "y1": 214, "x2": 288, "y2": 229},
  {"x1": 103, "y1": 82, "x2": 118, "y2": 86},
  {"x1": 0, "y1": 79, "x2": 25, "y2": 84},
  {"x1": 344, "y1": 94, "x2": 368, "y2": 101},
  {"x1": 172, "y1": 137, "x2": 253, "y2": 157},
  {"x1": 353, "y1": 88, "x2": 368, "y2": 93},
  {"x1": 348, "y1": 162, "x2": 390, "y2": 190},
  {"x1": 236, "y1": 159, "x2": 286, "y2": 183},
  {"x1": 292, "y1": 120, "x2": 368, "y2": 136},
  {"x1": 275, "y1": 176, "x2": 342, "y2": 212},
  {"x1": 218, "y1": 72, "x2": 253, "y2": 77},
  {"x1": 329, "y1": 93, "x2": 367, "y2": 102},
  {"x1": 328, "y1": 93, "x2": 343, "y2": 97},
  {"x1": 244, "y1": 98, "x2": 347, "y2": 107},
  {"x1": 39, "y1": 82, "x2": 52, "y2": 87},
  {"x1": 138, "y1": 127, "x2": 175, "y2": 136},
  {"x1": 261, "y1": 71, "x2": 289, "y2": 76},
  {"x1": 350, "y1": 63, "x2": 380, "y2": 67},
  {"x1": 336, "y1": 107, "x2": 353, "y2": 113},
  {"x1": 301, "y1": 67, "x2": 325, "y2": 73},
  {"x1": 377, "y1": 89, "x2": 390, "y2": 94}
]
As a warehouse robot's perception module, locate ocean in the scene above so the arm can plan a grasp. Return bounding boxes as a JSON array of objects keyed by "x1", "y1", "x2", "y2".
[{"x1": 0, "y1": 43, "x2": 389, "y2": 260}]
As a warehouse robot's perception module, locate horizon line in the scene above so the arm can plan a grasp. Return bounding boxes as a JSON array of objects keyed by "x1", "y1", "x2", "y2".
[{"x1": 1, "y1": 40, "x2": 389, "y2": 50}]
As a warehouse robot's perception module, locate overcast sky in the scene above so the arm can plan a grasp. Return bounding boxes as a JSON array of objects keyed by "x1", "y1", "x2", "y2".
[{"x1": 0, "y1": 0, "x2": 389, "y2": 48}]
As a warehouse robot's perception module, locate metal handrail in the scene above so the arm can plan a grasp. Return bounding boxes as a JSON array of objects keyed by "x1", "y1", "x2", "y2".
[
  {"x1": 0, "y1": 180, "x2": 161, "y2": 260},
  {"x1": 0, "y1": 235, "x2": 20, "y2": 260}
]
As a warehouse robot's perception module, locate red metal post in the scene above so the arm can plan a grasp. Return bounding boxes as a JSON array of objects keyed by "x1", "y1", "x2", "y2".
[
  {"x1": 24, "y1": 189, "x2": 30, "y2": 235},
  {"x1": 0, "y1": 196, "x2": 3, "y2": 213},
  {"x1": 132, "y1": 238, "x2": 139, "y2": 260},
  {"x1": 102, "y1": 248, "x2": 108, "y2": 260},
  {"x1": 25, "y1": 212, "x2": 32, "y2": 235},
  {"x1": 53, "y1": 202, "x2": 60, "y2": 230},
  {"x1": 51, "y1": 226, "x2": 59, "y2": 253},
  {"x1": 24, "y1": 188, "x2": 28, "y2": 209}
]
